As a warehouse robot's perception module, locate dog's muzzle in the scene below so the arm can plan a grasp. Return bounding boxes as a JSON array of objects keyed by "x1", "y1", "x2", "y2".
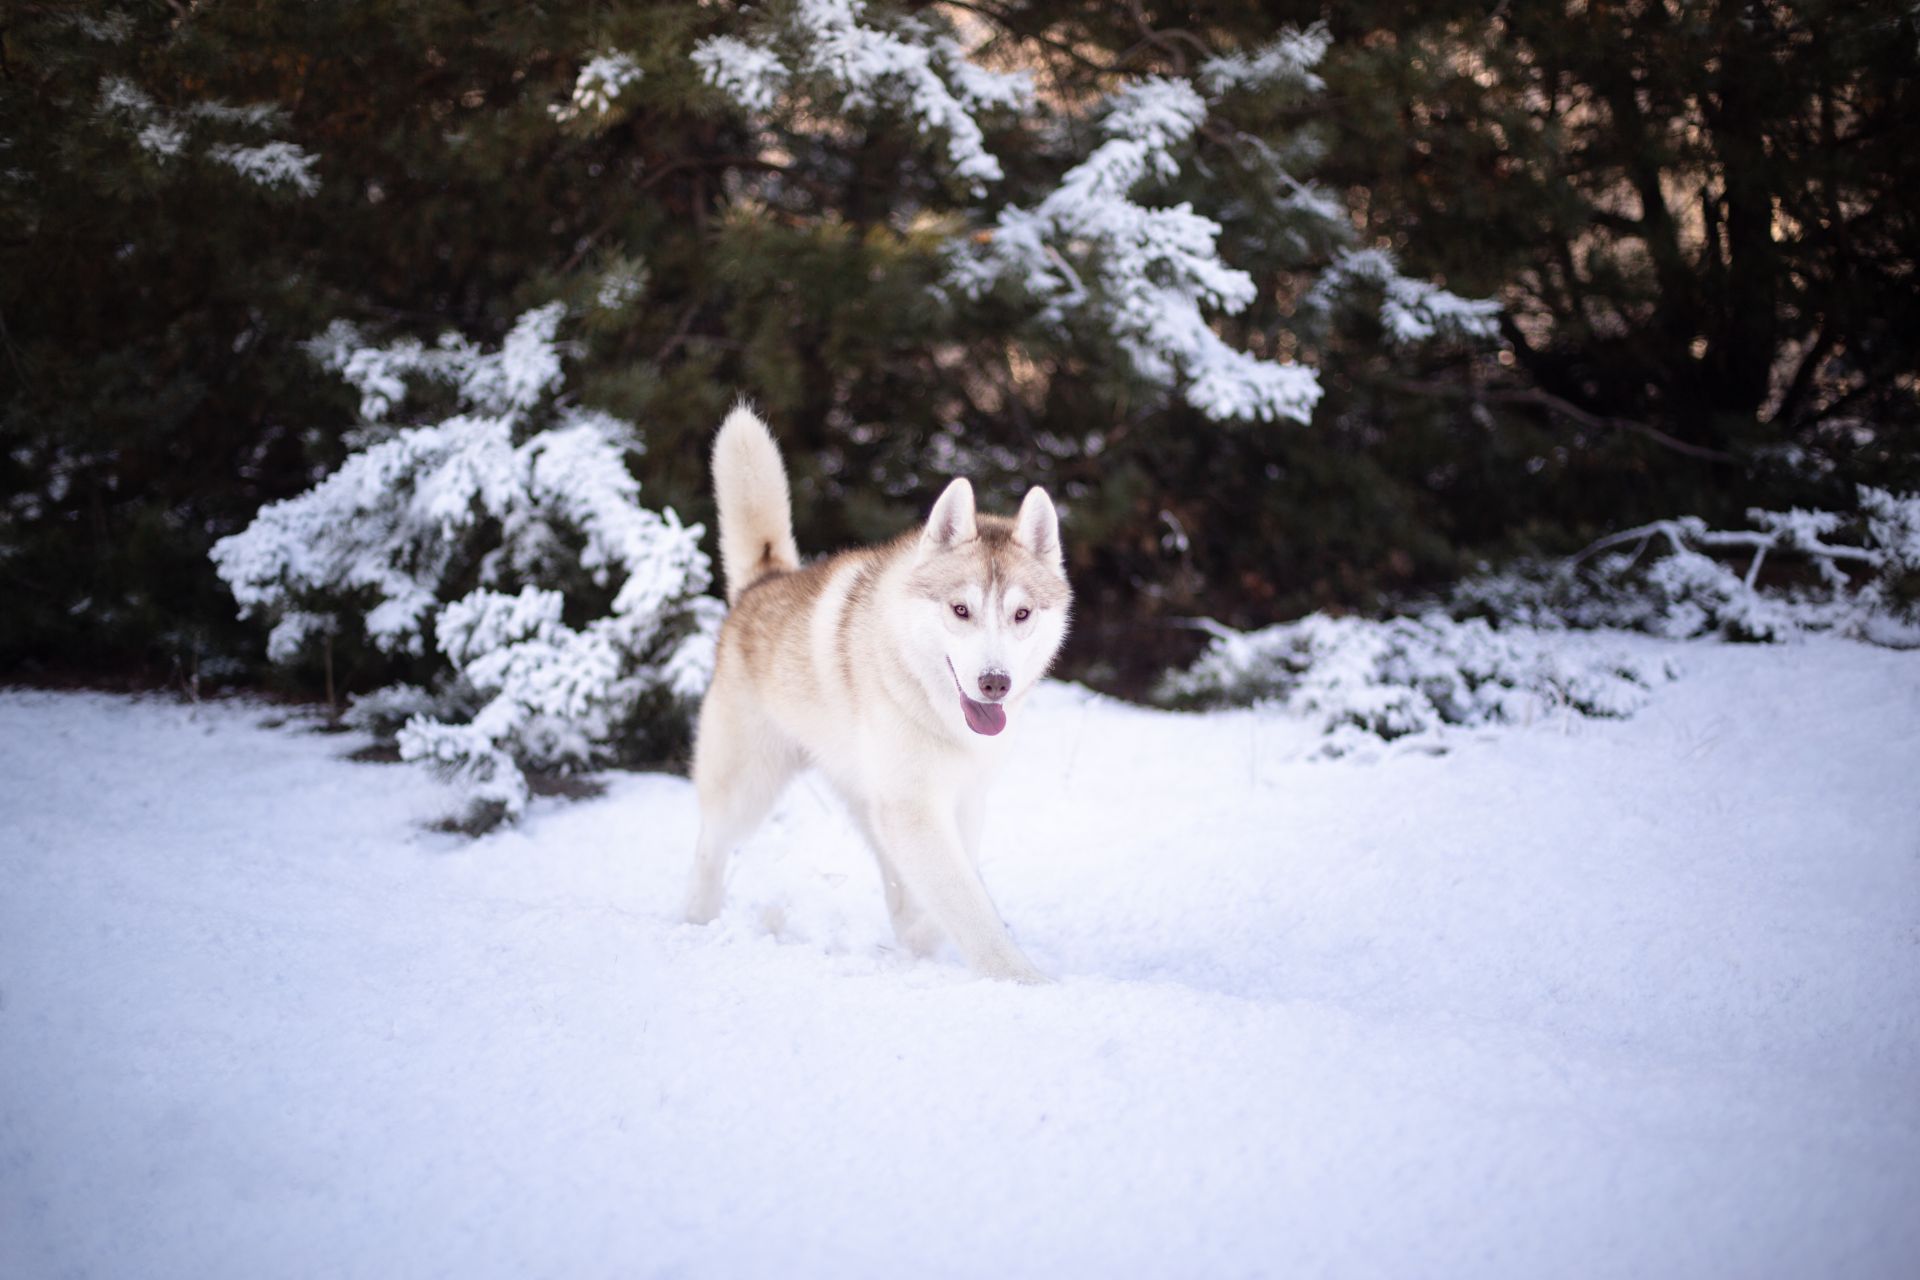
[{"x1": 947, "y1": 659, "x2": 1007, "y2": 736}]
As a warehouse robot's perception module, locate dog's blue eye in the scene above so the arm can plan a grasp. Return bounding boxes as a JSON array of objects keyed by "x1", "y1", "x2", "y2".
[
  {"x1": 1013, "y1": 607, "x2": 1030, "y2": 623},
  {"x1": 952, "y1": 603, "x2": 970, "y2": 619}
]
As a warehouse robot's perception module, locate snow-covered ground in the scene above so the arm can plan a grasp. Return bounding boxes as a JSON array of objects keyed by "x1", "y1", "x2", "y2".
[{"x1": 4, "y1": 638, "x2": 1918, "y2": 1278}]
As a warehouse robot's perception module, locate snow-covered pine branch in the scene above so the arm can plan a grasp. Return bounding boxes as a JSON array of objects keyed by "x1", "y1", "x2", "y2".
[
  {"x1": 691, "y1": 0, "x2": 1031, "y2": 190},
  {"x1": 691, "y1": 10, "x2": 1493, "y2": 424},
  {"x1": 942, "y1": 25, "x2": 1496, "y2": 424},
  {"x1": 212, "y1": 305, "x2": 721, "y2": 827},
  {"x1": 1303, "y1": 248, "x2": 1502, "y2": 345},
  {"x1": 551, "y1": 51, "x2": 644, "y2": 125},
  {"x1": 947, "y1": 69, "x2": 1328, "y2": 424},
  {"x1": 1196, "y1": 25, "x2": 1330, "y2": 97},
  {"x1": 1455, "y1": 488, "x2": 1920, "y2": 647},
  {"x1": 94, "y1": 75, "x2": 319, "y2": 195}
]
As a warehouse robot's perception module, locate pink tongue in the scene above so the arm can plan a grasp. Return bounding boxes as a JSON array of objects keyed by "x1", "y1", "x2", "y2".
[{"x1": 961, "y1": 696, "x2": 1007, "y2": 736}]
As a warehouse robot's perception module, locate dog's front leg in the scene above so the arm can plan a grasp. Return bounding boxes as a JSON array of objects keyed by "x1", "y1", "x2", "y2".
[
  {"x1": 868, "y1": 843, "x2": 943, "y2": 958},
  {"x1": 870, "y1": 797, "x2": 1046, "y2": 984},
  {"x1": 846, "y1": 803, "x2": 940, "y2": 957},
  {"x1": 955, "y1": 787, "x2": 987, "y2": 866}
]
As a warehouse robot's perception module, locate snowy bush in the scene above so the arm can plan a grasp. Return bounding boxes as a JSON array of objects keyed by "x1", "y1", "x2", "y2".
[
  {"x1": 212, "y1": 305, "x2": 722, "y2": 827},
  {"x1": 1454, "y1": 488, "x2": 1920, "y2": 648},
  {"x1": 1159, "y1": 614, "x2": 1673, "y2": 756}
]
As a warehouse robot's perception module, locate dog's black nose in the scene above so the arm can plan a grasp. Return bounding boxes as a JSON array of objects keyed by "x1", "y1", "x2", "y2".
[{"x1": 977, "y1": 670, "x2": 1011, "y2": 701}]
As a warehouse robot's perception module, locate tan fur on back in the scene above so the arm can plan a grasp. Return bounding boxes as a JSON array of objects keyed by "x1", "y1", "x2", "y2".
[{"x1": 719, "y1": 534, "x2": 904, "y2": 705}]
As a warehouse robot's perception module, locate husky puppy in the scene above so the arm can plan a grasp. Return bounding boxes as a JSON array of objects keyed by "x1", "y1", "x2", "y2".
[{"x1": 683, "y1": 406, "x2": 1071, "y2": 982}]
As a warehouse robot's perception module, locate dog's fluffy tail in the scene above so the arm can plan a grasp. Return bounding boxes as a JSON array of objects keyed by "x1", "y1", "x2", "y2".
[{"x1": 712, "y1": 403, "x2": 800, "y2": 604}]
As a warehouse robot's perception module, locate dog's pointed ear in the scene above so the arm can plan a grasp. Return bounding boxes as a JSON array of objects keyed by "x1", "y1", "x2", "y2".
[
  {"x1": 921, "y1": 477, "x2": 978, "y2": 553},
  {"x1": 1013, "y1": 486, "x2": 1064, "y2": 573}
]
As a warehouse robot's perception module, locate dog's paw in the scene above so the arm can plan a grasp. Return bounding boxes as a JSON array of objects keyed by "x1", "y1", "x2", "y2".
[{"x1": 980, "y1": 956, "x2": 1051, "y2": 985}]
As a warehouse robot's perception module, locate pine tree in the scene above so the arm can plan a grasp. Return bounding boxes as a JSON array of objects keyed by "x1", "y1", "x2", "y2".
[
  {"x1": 13, "y1": 2, "x2": 1901, "y2": 705},
  {"x1": 1293, "y1": 0, "x2": 1920, "y2": 518}
]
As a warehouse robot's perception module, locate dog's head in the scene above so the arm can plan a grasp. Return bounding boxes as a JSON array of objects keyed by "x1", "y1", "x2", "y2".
[{"x1": 904, "y1": 478, "x2": 1072, "y2": 740}]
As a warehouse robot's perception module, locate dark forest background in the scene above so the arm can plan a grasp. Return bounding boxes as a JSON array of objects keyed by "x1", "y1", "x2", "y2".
[{"x1": 4, "y1": 0, "x2": 1916, "y2": 699}]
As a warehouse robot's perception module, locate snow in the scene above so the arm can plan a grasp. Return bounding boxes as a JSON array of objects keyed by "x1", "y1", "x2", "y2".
[
  {"x1": 94, "y1": 77, "x2": 318, "y2": 196},
  {"x1": 691, "y1": 0, "x2": 1026, "y2": 188},
  {"x1": 940, "y1": 41, "x2": 1034, "y2": 112},
  {"x1": 206, "y1": 141, "x2": 320, "y2": 197},
  {"x1": 1198, "y1": 25, "x2": 1332, "y2": 97},
  {"x1": 948, "y1": 75, "x2": 1326, "y2": 424},
  {"x1": 135, "y1": 122, "x2": 185, "y2": 161},
  {"x1": 184, "y1": 101, "x2": 285, "y2": 131},
  {"x1": 549, "y1": 51, "x2": 643, "y2": 124},
  {"x1": 1305, "y1": 247, "x2": 1502, "y2": 345},
  {"x1": 1462, "y1": 488, "x2": 1920, "y2": 646},
  {"x1": 1099, "y1": 78, "x2": 1209, "y2": 163},
  {"x1": 64, "y1": 12, "x2": 134, "y2": 43},
  {"x1": 691, "y1": 35, "x2": 790, "y2": 114},
  {"x1": 4, "y1": 638, "x2": 1918, "y2": 1277},
  {"x1": 1162, "y1": 614, "x2": 1673, "y2": 752},
  {"x1": 95, "y1": 76, "x2": 157, "y2": 120}
]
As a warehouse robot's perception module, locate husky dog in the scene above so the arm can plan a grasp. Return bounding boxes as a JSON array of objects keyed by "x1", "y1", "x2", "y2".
[{"x1": 683, "y1": 405, "x2": 1071, "y2": 983}]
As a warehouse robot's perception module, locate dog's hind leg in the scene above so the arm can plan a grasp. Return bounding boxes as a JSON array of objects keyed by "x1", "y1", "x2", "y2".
[
  {"x1": 870, "y1": 798, "x2": 1046, "y2": 983},
  {"x1": 684, "y1": 700, "x2": 796, "y2": 925}
]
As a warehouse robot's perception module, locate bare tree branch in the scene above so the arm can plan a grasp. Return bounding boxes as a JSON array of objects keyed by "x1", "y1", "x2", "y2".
[{"x1": 1391, "y1": 376, "x2": 1736, "y2": 463}]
